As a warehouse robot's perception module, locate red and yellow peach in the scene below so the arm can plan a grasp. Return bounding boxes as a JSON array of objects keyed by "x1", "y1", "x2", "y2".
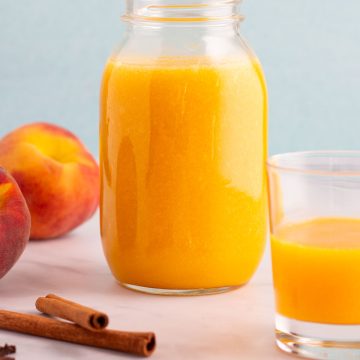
[
  {"x1": 0, "y1": 167, "x2": 30, "y2": 278},
  {"x1": 0, "y1": 122, "x2": 99, "y2": 239}
]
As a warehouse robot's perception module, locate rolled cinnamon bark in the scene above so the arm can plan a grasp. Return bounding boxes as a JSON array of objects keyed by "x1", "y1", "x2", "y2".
[
  {"x1": 0, "y1": 344, "x2": 16, "y2": 357},
  {"x1": 35, "y1": 294, "x2": 109, "y2": 331},
  {"x1": 0, "y1": 310, "x2": 156, "y2": 357}
]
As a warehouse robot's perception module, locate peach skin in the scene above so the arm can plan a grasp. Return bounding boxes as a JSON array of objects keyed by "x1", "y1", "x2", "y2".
[
  {"x1": 0, "y1": 123, "x2": 99, "y2": 239},
  {"x1": 0, "y1": 167, "x2": 30, "y2": 278}
]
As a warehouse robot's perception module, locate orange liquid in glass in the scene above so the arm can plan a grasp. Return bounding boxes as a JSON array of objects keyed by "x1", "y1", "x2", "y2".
[
  {"x1": 100, "y1": 57, "x2": 267, "y2": 289},
  {"x1": 272, "y1": 218, "x2": 360, "y2": 324}
]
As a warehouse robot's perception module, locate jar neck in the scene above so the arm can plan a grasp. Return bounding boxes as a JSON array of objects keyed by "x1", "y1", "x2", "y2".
[{"x1": 123, "y1": 0, "x2": 243, "y2": 25}]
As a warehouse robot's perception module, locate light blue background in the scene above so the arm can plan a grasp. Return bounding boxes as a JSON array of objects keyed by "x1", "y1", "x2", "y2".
[{"x1": 1, "y1": 0, "x2": 360, "y2": 156}]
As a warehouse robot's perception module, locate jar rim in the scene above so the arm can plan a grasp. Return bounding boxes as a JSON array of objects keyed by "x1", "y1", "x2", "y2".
[{"x1": 123, "y1": 0, "x2": 243, "y2": 23}]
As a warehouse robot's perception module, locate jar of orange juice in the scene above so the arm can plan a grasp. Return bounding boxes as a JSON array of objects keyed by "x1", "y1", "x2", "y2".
[{"x1": 100, "y1": 0, "x2": 268, "y2": 295}]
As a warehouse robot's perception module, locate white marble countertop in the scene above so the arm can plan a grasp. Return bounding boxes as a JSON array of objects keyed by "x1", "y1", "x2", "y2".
[{"x1": 0, "y1": 214, "x2": 292, "y2": 360}]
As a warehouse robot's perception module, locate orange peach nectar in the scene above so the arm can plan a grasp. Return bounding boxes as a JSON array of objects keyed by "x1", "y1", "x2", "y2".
[
  {"x1": 272, "y1": 217, "x2": 360, "y2": 324},
  {"x1": 100, "y1": 57, "x2": 268, "y2": 289}
]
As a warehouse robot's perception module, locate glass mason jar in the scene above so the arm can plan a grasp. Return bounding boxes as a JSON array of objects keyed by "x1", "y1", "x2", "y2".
[{"x1": 100, "y1": 0, "x2": 268, "y2": 295}]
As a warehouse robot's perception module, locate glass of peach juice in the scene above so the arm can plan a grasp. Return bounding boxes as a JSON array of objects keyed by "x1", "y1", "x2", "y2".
[{"x1": 267, "y1": 151, "x2": 360, "y2": 360}]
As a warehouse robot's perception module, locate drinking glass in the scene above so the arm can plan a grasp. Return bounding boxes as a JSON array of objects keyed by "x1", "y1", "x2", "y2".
[{"x1": 267, "y1": 151, "x2": 360, "y2": 360}]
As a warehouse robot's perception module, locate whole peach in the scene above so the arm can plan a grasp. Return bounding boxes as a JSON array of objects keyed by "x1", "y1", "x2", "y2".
[
  {"x1": 0, "y1": 123, "x2": 99, "y2": 239},
  {"x1": 0, "y1": 167, "x2": 30, "y2": 278}
]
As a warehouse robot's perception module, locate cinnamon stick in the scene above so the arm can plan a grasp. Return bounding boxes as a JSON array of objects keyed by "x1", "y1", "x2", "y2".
[
  {"x1": 35, "y1": 294, "x2": 109, "y2": 331},
  {"x1": 0, "y1": 310, "x2": 156, "y2": 357},
  {"x1": 0, "y1": 344, "x2": 16, "y2": 357}
]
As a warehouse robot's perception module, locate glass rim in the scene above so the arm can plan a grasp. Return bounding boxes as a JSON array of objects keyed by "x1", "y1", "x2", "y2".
[{"x1": 267, "y1": 150, "x2": 360, "y2": 177}]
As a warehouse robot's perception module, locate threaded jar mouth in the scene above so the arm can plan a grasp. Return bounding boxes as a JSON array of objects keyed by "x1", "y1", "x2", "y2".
[{"x1": 123, "y1": 0, "x2": 243, "y2": 23}]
